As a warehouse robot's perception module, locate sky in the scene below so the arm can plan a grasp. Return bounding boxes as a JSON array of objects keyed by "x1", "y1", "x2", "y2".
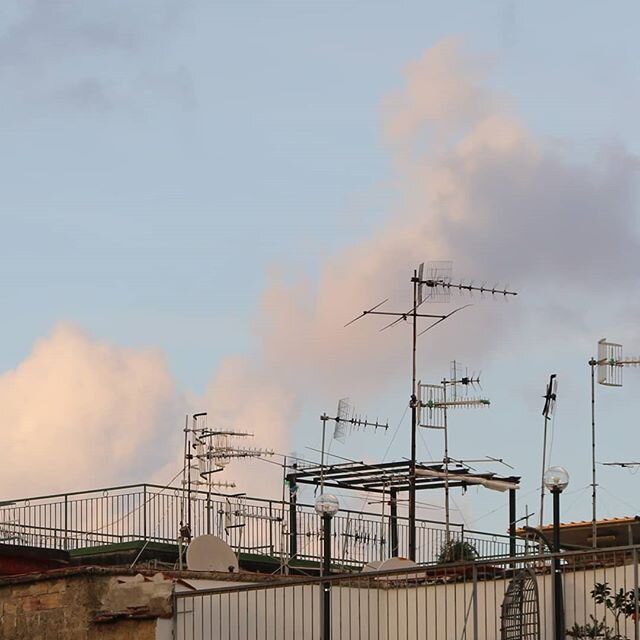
[{"x1": 1, "y1": 1, "x2": 640, "y2": 540}]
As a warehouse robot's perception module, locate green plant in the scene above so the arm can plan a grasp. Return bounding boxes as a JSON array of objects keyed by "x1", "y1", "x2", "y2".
[
  {"x1": 567, "y1": 614, "x2": 620, "y2": 639},
  {"x1": 436, "y1": 539, "x2": 478, "y2": 564},
  {"x1": 566, "y1": 582, "x2": 640, "y2": 639}
]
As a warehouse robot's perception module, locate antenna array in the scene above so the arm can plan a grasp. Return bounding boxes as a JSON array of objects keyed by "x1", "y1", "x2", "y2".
[
  {"x1": 417, "y1": 369, "x2": 491, "y2": 540},
  {"x1": 180, "y1": 413, "x2": 274, "y2": 546},
  {"x1": 589, "y1": 338, "x2": 640, "y2": 548},
  {"x1": 319, "y1": 398, "x2": 389, "y2": 492},
  {"x1": 596, "y1": 338, "x2": 640, "y2": 387},
  {"x1": 418, "y1": 379, "x2": 489, "y2": 430},
  {"x1": 344, "y1": 260, "x2": 517, "y2": 560}
]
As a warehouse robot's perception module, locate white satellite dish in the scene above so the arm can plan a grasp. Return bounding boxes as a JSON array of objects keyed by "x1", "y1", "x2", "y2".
[
  {"x1": 362, "y1": 557, "x2": 418, "y2": 573},
  {"x1": 186, "y1": 535, "x2": 239, "y2": 573}
]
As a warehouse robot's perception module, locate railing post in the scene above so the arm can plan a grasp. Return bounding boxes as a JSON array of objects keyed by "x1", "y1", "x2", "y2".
[
  {"x1": 472, "y1": 564, "x2": 478, "y2": 640},
  {"x1": 63, "y1": 494, "x2": 68, "y2": 551},
  {"x1": 509, "y1": 488, "x2": 517, "y2": 562},
  {"x1": 143, "y1": 485, "x2": 148, "y2": 542},
  {"x1": 287, "y1": 468, "x2": 298, "y2": 562},
  {"x1": 634, "y1": 548, "x2": 639, "y2": 640},
  {"x1": 269, "y1": 501, "x2": 274, "y2": 556},
  {"x1": 389, "y1": 488, "x2": 399, "y2": 558}
]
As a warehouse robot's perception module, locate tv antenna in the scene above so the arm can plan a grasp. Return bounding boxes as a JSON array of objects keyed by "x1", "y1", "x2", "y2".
[
  {"x1": 319, "y1": 398, "x2": 388, "y2": 492},
  {"x1": 418, "y1": 368, "x2": 490, "y2": 540},
  {"x1": 449, "y1": 360, "x2": 481, "y2": 401},
  {"x1": 601, "y1": 461, "x2": 640, "y2": 468},
  {"x1": 588, "y1": 339, "x2": 640, "y2": 547},
  {"x1": 181, "y1": 413, "x2": 273, "y2": 541},
  {"x1": 538, "y1": 374, "x2": 558, "y2": 529},
  {"x1": 345, "y1": 261, "x2": 516, "y2": 560}
]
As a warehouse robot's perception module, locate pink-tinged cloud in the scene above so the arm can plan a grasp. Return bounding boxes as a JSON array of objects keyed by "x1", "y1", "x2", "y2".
[
  {"x1": 200, "y1": 38, "x2": 639, "y2": 494},
  {"x1": 0, "y1": 324, "x2": 179, "y2": 497},
  {"x1": 4, "y1": 39, "x2": 638, "y2": 503}
]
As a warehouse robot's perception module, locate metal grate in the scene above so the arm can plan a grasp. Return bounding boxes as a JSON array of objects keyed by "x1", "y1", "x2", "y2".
[{"x1": 501, "y1": 568, "x2": 540, "y2": 639}]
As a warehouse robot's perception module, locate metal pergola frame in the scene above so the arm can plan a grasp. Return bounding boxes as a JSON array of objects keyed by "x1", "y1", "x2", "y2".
[{"x1": 286, "y1": 460, "x2": 520, "y2": 561}]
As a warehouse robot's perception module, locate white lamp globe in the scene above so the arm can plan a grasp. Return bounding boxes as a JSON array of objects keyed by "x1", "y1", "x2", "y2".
[
  {"x1": 543, "y1": 466, "x2": 570, "y2": 492},
  {"x1": 315, "y1": 493, "x2": 340, "y2": 517}
]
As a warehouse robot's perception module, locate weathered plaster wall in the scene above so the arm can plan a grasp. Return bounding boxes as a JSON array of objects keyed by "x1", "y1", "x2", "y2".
[{"x1": 0, "y1": 570, "x2": 164, "y2": 640}]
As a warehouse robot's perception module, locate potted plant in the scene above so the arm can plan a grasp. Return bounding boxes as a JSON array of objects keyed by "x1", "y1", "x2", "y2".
[{"x1": 436, "y1": 539, "x2": 478, "y2": 564}]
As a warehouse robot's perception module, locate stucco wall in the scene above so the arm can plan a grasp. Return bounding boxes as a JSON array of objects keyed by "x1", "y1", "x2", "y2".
[
  {"x1": 174, "y1": 562, "x2": 640, "y2": 640},
  {"x1": 0, "y1": 571, "x2": 163, "y2": 640}
]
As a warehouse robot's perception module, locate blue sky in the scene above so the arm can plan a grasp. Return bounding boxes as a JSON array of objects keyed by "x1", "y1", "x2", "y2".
[{"x1": 1, "y1": 1, "x2": 640, "y2": 537}]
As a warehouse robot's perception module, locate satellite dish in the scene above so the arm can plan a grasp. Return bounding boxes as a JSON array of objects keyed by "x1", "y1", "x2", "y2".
[
  {"x1": 361, "y1": 560, "x2": 383, "y2": 572},
  {"x1": 186, "y1": 535, "x2": 239, "y2": 573},
  {"x1": 361, "y1": 557, "x2": 418, "y2": 573}
]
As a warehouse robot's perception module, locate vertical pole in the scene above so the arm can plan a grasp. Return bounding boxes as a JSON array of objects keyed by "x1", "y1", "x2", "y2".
[
  {"x1": 186, "y1": 415, "x2": 193, "y2": 537},
  {"x1": 590, "y1": 359, "x2": 598, "y2": 548},
  {"x1": 389, "y1": 488, "x2": 399, "y2": 558},
  {"x1": 409, "y1": 270, "x2": 418, "y2": 561},
  {"x1": 552, "y1": 487, "x2": 561, "y2": 552},
  {"x1": 322, "y1": 514, "x2": 332, "y2": 640},
  {"x1": 443, "y1": 382, "x2": 450, "y2": 543},
  {"x1": 472, "y1": 564, "x2": 479, "y2": 640},
  {"x1": 143, "y1": 485, "x2": 148, "y2": 542},
  {"x1": 552, "y1": 488, "x2": 564, "y2": 640},
  {"x1": 288, "y1": 465, "x2": 298, "y2": 562},
  {"x1": 269, "y1": 501, "x2": 274, "y2": 556},
  {"x1": 634, "y1": 548, "x2": 639, "y2": 640},
  {"x1": 539, "y1": 415, "x2": 549, "y2": 530},
  {"x1": 206, "y1": 486, "x2": 212, "y2": 535},
  {"x1": 509, "y1": 488, "x2": 517, "y2": 561},
  {"x1": 180, "y1": 414, "x2": 188, "y2": 545},
  {"x1": 63, "y1": 494, "x2": 68, "y2": 551},
  {"x1": 323, "y1": 514, "x2": 332, "y2": 576},
  {"x1": 320, "y1": 417, "x2": 328, "y2": 495}
]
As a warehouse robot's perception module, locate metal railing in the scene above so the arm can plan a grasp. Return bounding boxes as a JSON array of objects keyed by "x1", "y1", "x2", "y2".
[
  {"x1": 174, "y1": 545, "x2": 640, "y2": 639},
  {"x1": 0, "y1": 483, "x2": 525, "y2": 565}
]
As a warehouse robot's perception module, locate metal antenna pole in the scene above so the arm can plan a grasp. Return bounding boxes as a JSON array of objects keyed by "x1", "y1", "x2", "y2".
[
  {"x1": 180, "y1": 414, "x2": 188, "y2": 527},
  {"x1": 320, "y1": 414, "x2": 329, "y2": 495},
  {"x1": 589, "y1": 358, "x2": 597, "y2": 548},
  {"x1": 419, "y1": 371, "x2": 489, "y2": 546},
  {"x1": 589, "y1": 338, "x2": 640, "y2": 548},
  {"x1": 539, "y1": 374, "x2": 558, "y2": 533},
  {"x1": 442, "y1": 381, "x2": 450, "y2": 542},
  {"x1": 409, "y1": 269, "x2": 418, "y2": 561},
  {"x1": 539, "y1": 413, "x2": 550, "y2": 529}
]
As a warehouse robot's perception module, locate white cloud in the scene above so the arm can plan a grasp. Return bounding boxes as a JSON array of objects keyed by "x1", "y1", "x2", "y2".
[{"x1": 0, "y1": 324, "x2": 180, "y2": 497}]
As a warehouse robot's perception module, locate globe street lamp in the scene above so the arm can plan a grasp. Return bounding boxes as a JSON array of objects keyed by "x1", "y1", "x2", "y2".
[
  {"x1": 544, "y1": 466, "x2": 569, "y2": 640},
  {"x1": 315, "y1": 494, "x2": 339, "y2": 640}
]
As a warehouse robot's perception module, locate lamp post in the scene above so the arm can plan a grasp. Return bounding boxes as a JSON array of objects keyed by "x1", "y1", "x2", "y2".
[
  {"x1": 315, "y1": 493, "x2": 339, "y2": 640},
  {"x1": 544, "y1": 466, "x2": 569, "y2": 640}
]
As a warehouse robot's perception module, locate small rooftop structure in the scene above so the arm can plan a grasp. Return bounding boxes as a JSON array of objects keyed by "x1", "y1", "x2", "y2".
[
  {"x1": 289, "y1": 460, "x2": 520, "y2": 494},
  {"x1": 288, "y1": 459, "x2": 521, "y2": 560},
  {"x1": 518, "y1": 515, "x2": 640, "y2": 550}
]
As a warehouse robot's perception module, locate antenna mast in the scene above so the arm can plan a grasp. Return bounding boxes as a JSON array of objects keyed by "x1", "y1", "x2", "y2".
[
  {"x1": 589, "y1": 338, "x2": 640, "y2": 548},
  {"x1": 182, "y1": 413, "x2": 273, "y2": 538},
  {"x1": 345, "y1": 261, "x2": 516, "y2": 560},
  {"x1": 539, "y1": 374, "x2": 558, "y2": 529},
  {"x1": 418, "y1": 366, "x2": 490, "y2": 540}
]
